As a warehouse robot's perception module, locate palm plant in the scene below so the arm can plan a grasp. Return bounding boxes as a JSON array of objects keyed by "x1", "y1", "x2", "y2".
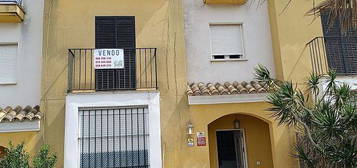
[
  {"x1": 307, "y1": 0, "x2": 357, "y2": 32},
  {"x1": 254, "y1": 65, "x2": 357, "y2": 168}
]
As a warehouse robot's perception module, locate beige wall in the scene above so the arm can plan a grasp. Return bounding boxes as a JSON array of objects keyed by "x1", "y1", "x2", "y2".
[{"x1": 208, "y1": 114, "x2": 274, "y2": 168}]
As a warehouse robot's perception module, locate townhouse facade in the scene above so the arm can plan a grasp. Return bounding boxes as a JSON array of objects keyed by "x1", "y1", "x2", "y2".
[
  {"x1": 0, "y1": 0, "x2": 44, "y2": 155},
  {"x1": 183, "y1": 0, "x2": 294, "y2": 167},
  {"x1": 1, "y1": 0, "x2": 356, "y2": 168},
  {"x1": 41, "y1": 0, "x2": 186, "y2": 168}
]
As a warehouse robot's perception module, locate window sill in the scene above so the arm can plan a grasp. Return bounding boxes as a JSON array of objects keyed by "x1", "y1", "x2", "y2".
[
  {"x1": 0, "y1": 120, "x2": 40, "y2": 133},
  {"x1": 210, "y1": 58, "x2": 248, "y2": 62},
  {"x1": 204, "y1": 0, "x2": 247, "y2": 5},
  {"x1": 0, "y1": 82, "x2": 17, "y2": 85}
]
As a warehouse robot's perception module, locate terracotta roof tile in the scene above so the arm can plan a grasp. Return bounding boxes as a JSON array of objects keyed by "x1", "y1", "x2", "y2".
[
  {"x1": 187, "y1": 81, "x2": 268, "y2": 96},
  {"x1": 0, "y1": 105, "x2": 42, "y2": 123}
]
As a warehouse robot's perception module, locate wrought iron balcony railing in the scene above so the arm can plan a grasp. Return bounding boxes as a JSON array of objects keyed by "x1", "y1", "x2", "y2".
[
  {"x1": 307, "y1": 36, "x2": 357, "y2": 75},
  {"x1": 68, "y1": 48, "x2": 157, "y2": 92}
]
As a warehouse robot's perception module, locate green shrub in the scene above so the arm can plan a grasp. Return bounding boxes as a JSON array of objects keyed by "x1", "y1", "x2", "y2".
[
  {"x1": 0, "y1": 142, "x2": 57, "y2": 168},
  {"x1": 0, "y1": 142, "x2": 30, "y2": 168},
  {"x1": 32, "y1": 145, "x2": 57, "y2": 168}
]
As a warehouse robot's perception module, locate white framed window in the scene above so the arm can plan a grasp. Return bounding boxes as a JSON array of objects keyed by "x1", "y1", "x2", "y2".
[
  {"x1": 209, "y1": 24, "x2": 245, "y2": 61},
  {"x1": 64, "y1": 92, "x2": 162, "y2": 168},
  {"x1": 0, "y1": 44, "x2": 18, "y2": 84}
]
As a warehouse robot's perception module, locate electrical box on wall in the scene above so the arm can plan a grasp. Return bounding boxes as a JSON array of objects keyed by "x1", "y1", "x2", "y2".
[{"x1": 203, "y1": 0, "x2": 247, "y2": 5}]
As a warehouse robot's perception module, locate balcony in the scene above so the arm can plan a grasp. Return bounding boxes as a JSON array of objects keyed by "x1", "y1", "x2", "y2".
[
  {"x1": 307, "y1": 36, "x2": 357, "y2": 75},
  {"x1": 0, "y1": 0, "x2": 24, "y2": 23},
  {"x1": 68, "y1": 48, "x2": 158, "y2": 92},
  {"x1": 203, "y1": 0, "x2": 247, "y2": 5}
]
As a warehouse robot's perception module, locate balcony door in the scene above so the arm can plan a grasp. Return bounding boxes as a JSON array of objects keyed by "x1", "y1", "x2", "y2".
[
  {"x1": 321, "y1": 11, "x2": 357, "y2": 74},
  {"x1": 95, "y1": 16, "x2": 136, "y2": 90}
]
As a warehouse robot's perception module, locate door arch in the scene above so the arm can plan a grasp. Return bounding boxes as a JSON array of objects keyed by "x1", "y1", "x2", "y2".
[{"x1": 208, "y1": 114, "x2": 274, "y2": 168}]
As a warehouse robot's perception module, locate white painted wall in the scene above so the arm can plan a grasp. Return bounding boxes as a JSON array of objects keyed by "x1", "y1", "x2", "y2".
[
  {"x1": 65, "y1": 91, "x2": 162, "y2": 168},
  {"x1": 0, "y1": 120, "x2": 40, "y2": 133},
  {"x1": 320, "y1": 75, "x2": 357, "y2": 91},
  {"x1": 184, "y1": 0, "x2": 276, "y2": 83},
  {"x1": 0, "y1": 0, "x2": 44, "y2": 107}
]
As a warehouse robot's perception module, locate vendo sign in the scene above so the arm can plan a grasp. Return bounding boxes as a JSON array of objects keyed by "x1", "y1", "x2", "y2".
[{"x1": 93, "y1": 49, "x2": 124, "y2": 69}]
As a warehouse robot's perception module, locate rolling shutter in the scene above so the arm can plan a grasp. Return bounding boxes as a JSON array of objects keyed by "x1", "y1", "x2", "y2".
[
  {"x1": 210, "y1": 24, "x2": 244, "y2": 60},
  {"x1": 95, "y1": 16, "x2": 136, "y2": 90},
  {"x1": 0, "y1": 44, "x2": 17, "y2": 84}
]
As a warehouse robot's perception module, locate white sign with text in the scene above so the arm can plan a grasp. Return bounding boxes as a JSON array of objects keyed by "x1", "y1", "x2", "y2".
[{"x1": 93, "y1": 49, "x2": 124, "y2": 69}]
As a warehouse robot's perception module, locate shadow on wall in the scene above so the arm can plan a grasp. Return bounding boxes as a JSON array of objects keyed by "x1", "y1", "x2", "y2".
[{"x1": 0, "y1": 131, "x2": 43, "y2": 158}]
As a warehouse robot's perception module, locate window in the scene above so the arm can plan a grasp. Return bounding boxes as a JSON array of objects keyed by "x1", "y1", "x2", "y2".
[
  {"x1": 209, "y1": 24, "x2": 245, "y2": 61},
  {"x1": 79, "y1": 106, "x2": 149, "y2": 168},
  {"x1": 320, "y1": 10, "x2": 357, "y2": 74},
  {"x1": 95, "y1": 16, "x2": 136, "y2": 90},
  {"x1": 0, "y1": 44, "x2": 17, "y2": 84}
]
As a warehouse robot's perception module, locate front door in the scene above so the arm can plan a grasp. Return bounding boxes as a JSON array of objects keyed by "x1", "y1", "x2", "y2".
[{"x1": 216, "y1": 130, "x2": 247, "y2": 168}]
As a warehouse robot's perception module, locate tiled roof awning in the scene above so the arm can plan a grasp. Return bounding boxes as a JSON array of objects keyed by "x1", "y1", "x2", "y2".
[
  {"x1": 0, "y1": 105, "x2": 42, "y2": 123},
  {"x1": 187, "y1": 81, "x2": 268, "y2": 96}
]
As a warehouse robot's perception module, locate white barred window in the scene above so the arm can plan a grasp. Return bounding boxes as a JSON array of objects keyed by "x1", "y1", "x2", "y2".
[{"x1": 79, "y1": 106, "x2": 149, "y2": 168}]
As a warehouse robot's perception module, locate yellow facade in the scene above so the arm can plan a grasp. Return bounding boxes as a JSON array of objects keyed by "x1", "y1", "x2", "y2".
[
  {"x1": 0, "y1": 0, "x2": 324, "y2": 167},
  {"x1": 0, "y1": 131, "x2": 42, "y2": 158},
  {"x1": 41, "y1": 0, "x2": 187, "y2": 167},
  {"x1": 208, "y1": 114, "x2": 274, "y2": 168},
  {"x1": 186, "y1": 102, "x2": 298, "y2": 168},
  {"x1": 268, "y1": 0, "x2": 324, "y2": 81}
]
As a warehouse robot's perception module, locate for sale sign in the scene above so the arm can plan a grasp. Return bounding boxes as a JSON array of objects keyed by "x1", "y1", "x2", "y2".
[{"x1": 94, "y1": 49, "x2": 124, "y2": 69}]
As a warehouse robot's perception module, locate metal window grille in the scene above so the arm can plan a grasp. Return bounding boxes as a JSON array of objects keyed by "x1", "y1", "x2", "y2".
[
  {"x1": 307, "y1": 36, "x2": 357, "y2": 75},
  {"x1": 79, "y1": 106, "x2": 149, "y2": 168}
]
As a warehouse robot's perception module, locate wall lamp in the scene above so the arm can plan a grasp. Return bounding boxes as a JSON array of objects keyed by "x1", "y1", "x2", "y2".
[
  {"x1": 234, "y1": 119, "x2": 240, "y2": 129},
  {"x1": 187, "y1": 122, "x2": 194, "y2": 135}
]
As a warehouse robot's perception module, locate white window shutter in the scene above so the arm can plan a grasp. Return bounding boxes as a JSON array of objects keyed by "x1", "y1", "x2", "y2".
[
  {"x1": 210, "y1": 24, "x2": 244, "y2": 56},
  {"x1": 0, "y1": 44, "x2": 17, "y2": 84}
]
